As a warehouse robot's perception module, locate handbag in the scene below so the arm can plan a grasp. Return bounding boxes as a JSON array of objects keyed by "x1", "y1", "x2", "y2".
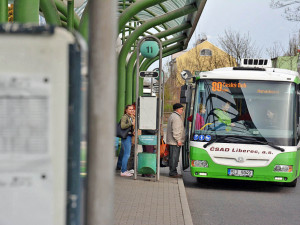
[
  {"x1": 160, "y1": 141, "x2": 169, "y2": 167},
  {"x1": 116, "y1": 122, "x2": 131, "y2": 139},
  {"x1": 160, "y1": 137, "x2": 167, "y2": 158}
]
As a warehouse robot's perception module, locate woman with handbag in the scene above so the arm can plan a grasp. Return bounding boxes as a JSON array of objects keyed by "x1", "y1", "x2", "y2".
[{"x1": 119, "y1": 105, "x2": 135, "y2": 177}]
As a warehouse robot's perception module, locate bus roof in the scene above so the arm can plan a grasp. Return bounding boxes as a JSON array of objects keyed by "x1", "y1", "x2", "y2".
[{"x1": 197, "y1": 67, "x2": 300, "y2": 84}]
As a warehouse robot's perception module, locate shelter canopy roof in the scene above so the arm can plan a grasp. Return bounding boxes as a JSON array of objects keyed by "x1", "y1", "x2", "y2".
[{"x1": 118, "y1": 0, "x2": 206, "y2": 50}]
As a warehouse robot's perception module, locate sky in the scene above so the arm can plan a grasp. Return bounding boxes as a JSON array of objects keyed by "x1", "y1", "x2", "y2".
[
  {"x1": 188, "y1": 0, "x2": 300, "y2": 56},
  {"x1": 149, "y1": 0, "x2": 300, "y2": 71}
]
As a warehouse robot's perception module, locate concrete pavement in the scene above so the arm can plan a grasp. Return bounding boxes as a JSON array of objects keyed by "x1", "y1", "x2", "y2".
[{"x1": 114, "y1": 167, "x2": 193, "y2": 225}]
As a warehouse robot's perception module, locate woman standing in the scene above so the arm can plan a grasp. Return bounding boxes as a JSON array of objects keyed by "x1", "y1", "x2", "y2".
[
  {"x1": 120, "y1": 105, "x2": 134, "y2": 177},
  {"x1": 187, "y1": 103, "x2": 206, "y2": 130}
]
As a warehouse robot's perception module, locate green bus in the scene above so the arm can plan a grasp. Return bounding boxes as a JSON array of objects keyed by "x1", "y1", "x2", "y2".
[{"x1": 182, "y1": 59, "x2": 300, "y2": 187}]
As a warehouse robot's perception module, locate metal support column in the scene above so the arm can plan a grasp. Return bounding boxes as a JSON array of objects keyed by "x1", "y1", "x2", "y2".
[
  {"x1": 86, "y1": 0, "x2": 117, "y2": 225},
  {"x1": 0, "y1": 0, "x2": 8, "y2": 23},
  {"x1": 14, "y1": 0, "x2": 39, "y2": 24},
  {"x1": 40, "y1": 0, "x2": 61, "y2": 25},
  {"x1": 134, "y1": 36, "x2": 162, "y2": 181},
  {"x1": 67, "y1": 0, "x2": 74, "y2": 31}
]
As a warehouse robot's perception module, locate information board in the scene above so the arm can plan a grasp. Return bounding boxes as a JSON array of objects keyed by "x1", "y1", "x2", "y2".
[
  {"x1": 0, "y1": 25, "x2": 76, "y2": 225},
  {"x1": 139, "y1": 97, "x2": 157, "y2": 130}
]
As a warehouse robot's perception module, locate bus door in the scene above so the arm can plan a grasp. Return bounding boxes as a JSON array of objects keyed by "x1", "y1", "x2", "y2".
[{"x1": 180, "y1": 84, "x2": 194, "y2": 170}]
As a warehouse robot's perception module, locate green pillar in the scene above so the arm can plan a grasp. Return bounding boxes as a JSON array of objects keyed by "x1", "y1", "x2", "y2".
[
  {"x1": 55, "y1": 0, "x2": 80, "y2": 30},
  {"x1": 40, "y1": 0, "x2": 61, "y2": 25},
  {"x1": 0, "y1": 0, "x2": 8, "y2": 23},
  {"x1": 125, "y1": 51, "x2": 137, "y2": 105},
  {"x1": 67, "y1": 0, "x2": 74, "y2": 31},
  {"x1": 14, "y1": 0, "x2": 39, "y2": 23},
  {"x1": 79, "y1": 2, "x2": 89, "y2": 41}
]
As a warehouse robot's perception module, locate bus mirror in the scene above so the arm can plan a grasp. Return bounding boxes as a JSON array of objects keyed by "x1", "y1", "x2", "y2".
[{"x1": 181, "y1": 70, "x2": 193, "y2": 80}]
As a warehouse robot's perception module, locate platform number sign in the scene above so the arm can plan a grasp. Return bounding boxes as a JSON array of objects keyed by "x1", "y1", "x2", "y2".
[{"x1": 140, "y1": 40, "x2": 159, "y2": 58}]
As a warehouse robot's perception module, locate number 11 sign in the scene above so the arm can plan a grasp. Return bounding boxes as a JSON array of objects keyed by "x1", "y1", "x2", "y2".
[{"x1": 140, "y1": 40, "x2": 159, "y2": 58}]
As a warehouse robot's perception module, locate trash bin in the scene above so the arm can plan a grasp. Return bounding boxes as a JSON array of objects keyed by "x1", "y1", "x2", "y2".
[{"x1": 138, "y1": 152, "x2": 156, "y2": 174}]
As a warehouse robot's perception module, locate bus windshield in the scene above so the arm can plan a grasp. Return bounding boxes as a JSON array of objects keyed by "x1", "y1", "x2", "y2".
[{"x1": 192, "y1": 79, "x2": 297, "y2": 146}]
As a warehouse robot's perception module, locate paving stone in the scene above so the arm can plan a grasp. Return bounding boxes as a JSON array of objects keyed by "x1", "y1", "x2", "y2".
[{"x1": 114, "y1": 167, "x2": 192, "y2": 225}]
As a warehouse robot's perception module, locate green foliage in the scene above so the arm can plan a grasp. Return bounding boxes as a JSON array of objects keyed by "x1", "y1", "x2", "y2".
[
  {"x1": 164, "y1": 86, "x2": 172, "y2": 101},
  {"x1": 164, "y1": 103, "x2": 173, "y2": 112}
]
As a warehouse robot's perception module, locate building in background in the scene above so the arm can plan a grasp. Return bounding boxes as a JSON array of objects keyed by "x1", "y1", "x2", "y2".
[
  {"x1": 164, "y1": 38, "x2": 236, "y2": 116},
  {"x1": 272, "y1": 55, "x2": 299, "y2": 72}
]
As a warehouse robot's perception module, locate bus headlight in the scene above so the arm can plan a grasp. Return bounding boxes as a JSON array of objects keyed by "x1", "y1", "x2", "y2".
[
  {"x1": 273, "y1": 165, "x2": 293, "y2": 172},
  {"x1": 192, "y1": 160, "x2": 208, "y2": 168}
]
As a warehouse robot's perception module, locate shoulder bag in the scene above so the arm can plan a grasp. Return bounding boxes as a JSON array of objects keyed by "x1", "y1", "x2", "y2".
[{"x1": 116, "y1": 121, "x2": 131, "y2": 139}]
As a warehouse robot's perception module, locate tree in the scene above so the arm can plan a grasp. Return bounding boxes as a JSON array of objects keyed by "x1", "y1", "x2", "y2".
[
  {"x1": 284, "y1": 30, "x2": 300, "y2": 55},
  {"x1": 270, "y1": 1, "x2": 300, "y2": 56},
  {"x1": 163, "y1": 39, "x2": 237, "y2": 114},
  {"x1": 266, "y1": 41, "x2": 285, "y2": 58},
  {"x1": 270, "y1": 0, "x2": 300, "y2": 21},
  {"x1": 218, "y1": 29, "x2": 261, "y2": 65}
]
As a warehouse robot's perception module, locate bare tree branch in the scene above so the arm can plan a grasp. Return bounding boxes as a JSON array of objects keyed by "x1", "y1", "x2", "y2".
[
  {"x1": 218, "y1": 29, "x2": 261, "y2": 65},
  {"x1": 271, "y1": 0, "x2": 300, "y2": 8},
  {"x1": 284, "y1": 30, "x2": 300, "y2": 55},
  {"x1": 270, "y1": 0, "x2": 300, "y2": 21},
  {"x1": 266, "y1": 41, "x2": 285, "y2": 58}
]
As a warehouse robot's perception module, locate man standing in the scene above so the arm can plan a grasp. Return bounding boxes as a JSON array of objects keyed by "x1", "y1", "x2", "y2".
[{"x1": 166, "y1": 103, "x2": 185, "y2": 178}]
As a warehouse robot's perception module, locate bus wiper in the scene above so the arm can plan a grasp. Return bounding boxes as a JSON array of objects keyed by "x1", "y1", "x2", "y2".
[
  {"x1": 235, "y1": 137, "x2": 285, "y2": 152},
  {"x1": 229, "y1": 136, "x2": 285, "y2": 152},
  {"x1": 262, "y1": 141, "x2": 285, "y2": 152},
  {"x1": 203, "y1": 136, "x2": 285, "y2": 152}
]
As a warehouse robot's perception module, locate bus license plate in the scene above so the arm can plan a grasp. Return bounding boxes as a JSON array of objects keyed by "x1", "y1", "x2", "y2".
[{"x1": 228, "y1": 169, "x2": 253, "y2": 177}]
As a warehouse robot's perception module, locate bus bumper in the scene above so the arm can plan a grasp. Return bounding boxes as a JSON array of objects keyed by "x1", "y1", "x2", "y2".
[{"x1": 190, "y1": 147, "x2": 300, "y2": 183}]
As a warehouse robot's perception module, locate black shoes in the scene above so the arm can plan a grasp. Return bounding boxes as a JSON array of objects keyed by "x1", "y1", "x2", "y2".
[{"x1": 169, "y1": 174, "x2": 182, "y2": 178}]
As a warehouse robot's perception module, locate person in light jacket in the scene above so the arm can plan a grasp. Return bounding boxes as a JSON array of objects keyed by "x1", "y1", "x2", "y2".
[{"x1": 166, "y1": 103, "x2": 185, "y2": 178}]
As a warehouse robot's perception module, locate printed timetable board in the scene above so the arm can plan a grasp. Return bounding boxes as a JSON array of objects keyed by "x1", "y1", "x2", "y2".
[
  {"x1": 0, "y1": 25, "x2": 76, "y2": 225},
  {"x1": 139, "y1": 96, "x2": 157, "y2": 130}
]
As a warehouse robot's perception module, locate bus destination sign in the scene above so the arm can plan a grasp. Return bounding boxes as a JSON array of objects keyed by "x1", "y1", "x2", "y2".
[
  {"x1": 212, "y1": 81, "x2": 247, "y2": 92},
  {"x1": 140, "y1": 71, "x2": 159, "y2": 78}
]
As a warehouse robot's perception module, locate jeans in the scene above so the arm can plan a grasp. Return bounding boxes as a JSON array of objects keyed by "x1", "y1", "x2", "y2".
[
  {"x1": 121, "y1": 135, "x2": 132, "y2": 173},
  {"x1": 169, "y1": 145, "x2": 180, "y2": 176},
  {"x1": 116, "y1": 144, "x2": 124, "y2": 169}
]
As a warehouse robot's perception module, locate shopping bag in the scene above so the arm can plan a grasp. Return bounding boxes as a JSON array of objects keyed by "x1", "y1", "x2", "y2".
[
  {"x1": 161, "y1": 145, "x2": 169, "y2": 167},
  {"x1": 160, "y1": 137, "x2": 167, "y2": 158}
]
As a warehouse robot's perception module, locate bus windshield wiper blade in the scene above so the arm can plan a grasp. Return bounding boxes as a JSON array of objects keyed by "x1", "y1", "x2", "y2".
[
  {"x1": 243, "y1": 139, "x2": 284, "y2": 152},
  {"x1": 228, "y1": 136, "x2": 285, "y2": 152},
  {"x1": 203, "y1": 136, "x2": 285, "y2": 152}
]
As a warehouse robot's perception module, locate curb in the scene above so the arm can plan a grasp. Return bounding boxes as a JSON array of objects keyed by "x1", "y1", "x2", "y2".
[{"x1": 178, "y1": 178, "x2": 193, "y2": 225}]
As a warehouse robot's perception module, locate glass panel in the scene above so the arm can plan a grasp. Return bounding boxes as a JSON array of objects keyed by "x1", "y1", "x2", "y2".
[{"x1": 192, "y1": 79, "x2": 296, "y2": 146}]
